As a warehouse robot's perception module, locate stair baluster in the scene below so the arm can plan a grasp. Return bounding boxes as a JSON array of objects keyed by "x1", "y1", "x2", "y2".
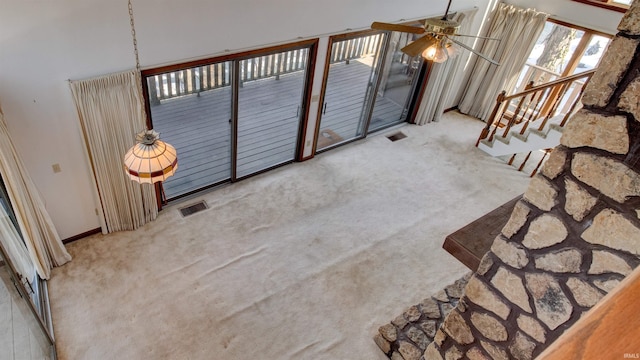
[
  {"x1": 475, "y1": 69, "x2": 596, "y2": 174},
  {"x1": 476, "y1": 91, "x2": 506, "y2": 146}
]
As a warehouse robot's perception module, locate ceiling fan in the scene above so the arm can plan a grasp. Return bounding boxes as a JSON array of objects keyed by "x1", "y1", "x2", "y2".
[{"x1": 371, "y1": 0, "x2": 500, "y2": 65}]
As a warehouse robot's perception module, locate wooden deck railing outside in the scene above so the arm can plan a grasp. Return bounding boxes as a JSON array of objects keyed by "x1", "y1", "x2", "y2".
[
  {"x1": 329, "y1": 34, "x2": 382, "y2": 63},
  {"x1": 148, "y1": 34, "x2": 382, "y2": 104}
]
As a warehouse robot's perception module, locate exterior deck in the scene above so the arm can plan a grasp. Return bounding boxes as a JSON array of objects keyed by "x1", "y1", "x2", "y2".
[{"x1": 149, "y1": 59, "x2": 411, "y2": 199}]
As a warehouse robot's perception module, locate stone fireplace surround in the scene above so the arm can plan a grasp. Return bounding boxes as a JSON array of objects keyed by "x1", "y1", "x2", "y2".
[{"x1": 376, "y1": 2, "x2": 640, "y2": 359}]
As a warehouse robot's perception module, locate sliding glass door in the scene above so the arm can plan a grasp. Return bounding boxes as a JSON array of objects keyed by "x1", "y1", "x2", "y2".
[
  {"x1": 368, "y1": 31, "x2": 424, "y2": 133},
  {"x1": 144, "y1": 41, "x2": 315, "y2": 200},
  {"x1": 0, "y1": 252, "x2": 55, "y2": 359},
  {"x1": 315, "y1": 32, "x2": 386, "y2": 151},
  {"x1": 315, "y1": 26, "x2": 425, "y2": 153},
  {"x1": 147, "y1": 61, "x2": 233, "y2": 199},
  {"x1": 0, "y1": 176, "x2": 55, "y2": 359},
  {"x1": 236, "y1": 48, "x2": 310, "y2": 178}
]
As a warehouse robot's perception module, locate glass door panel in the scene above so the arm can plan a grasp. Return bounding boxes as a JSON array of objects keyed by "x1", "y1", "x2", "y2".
[
  {"x1": 147, "y1": 61, "x2": 233, "y2": 199},
  {"x1": 516, "y1": 21, "x2": 587, "y2": 91},
  {"x1": 236, "y1": 48, "x2": 309, "y2": 178},
  {"x1": 368, "y1": 31, "x2": 423, "y2": 133},
  {"x1": 0, "y1": 257, "x2": 55, "y2": 359},
  {"x1": 316, "y1": 33, "x2": 386, "y2": 151},
  {"x1": 0, "y1": 177, "x2": 55, "y2": 359}
]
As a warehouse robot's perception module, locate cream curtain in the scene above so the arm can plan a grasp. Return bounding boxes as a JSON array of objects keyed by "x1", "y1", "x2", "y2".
[
  {"x1": 458, "y1": 3, "x2": 548, "y2": 121},
  {"x1": 70, "y1": 70, "x2": 158, "y2": 233},
  {"x1": 0, "y1": 106, "x2": 71, "y2": 280},
  {"x1": 414, "y1": 9, "x2": 478, "y2": 125}
]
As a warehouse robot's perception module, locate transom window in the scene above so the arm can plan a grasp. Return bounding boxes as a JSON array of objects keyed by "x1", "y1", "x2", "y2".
[
  {"x1": 570, "y1": 0, "x2": 630, "y2": 13},
  {"x1": 514, "y1": 19, "x2": 613, "y2": 93}
]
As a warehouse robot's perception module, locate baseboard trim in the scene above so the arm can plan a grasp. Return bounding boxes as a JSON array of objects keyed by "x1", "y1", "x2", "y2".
[{"x1": 62, "y1": 227, "x2": 101, "y2": 244}]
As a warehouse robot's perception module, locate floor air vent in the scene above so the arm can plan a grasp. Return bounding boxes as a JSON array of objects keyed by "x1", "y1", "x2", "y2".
[
  {"x1": 179, "y1": 201, "x2": 208, "y2": 217},
  {"x1": 386, "y1": 132, "x2": 407, "y2": 142}
]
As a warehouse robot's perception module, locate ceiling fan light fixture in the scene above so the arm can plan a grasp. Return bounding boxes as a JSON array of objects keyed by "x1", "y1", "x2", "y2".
[
  {"x1": 445, "y1": 42, "x2": 460, "y2": 58},
  {"x1": 371, "y1": 0, "x2": 501, "y2": 66},
  {"x1": 423, "y1": 42, "x2": 449, "y2": 63}
]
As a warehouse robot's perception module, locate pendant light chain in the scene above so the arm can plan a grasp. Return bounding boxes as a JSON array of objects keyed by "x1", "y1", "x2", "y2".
[
  {"x1": 128, "y1": 0, "x2": 141, "y2": 72},
  {"x1": 123, "y1": 0, "x2": 178, "y2": 186},
  {"x1": 128, "y1": 0, "x2": 148, "y2": 128}
]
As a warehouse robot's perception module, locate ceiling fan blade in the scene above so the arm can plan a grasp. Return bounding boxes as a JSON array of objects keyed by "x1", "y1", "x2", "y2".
[
  {"x1": 371, "y1": 22, "x2": 425, "y2": 34},
  {"x1": 401, "y1": 35, "x2": 438, "y2": 57},
  {"x1": 448, "y1": 37, "x2": 500, "y2": 65},
  {"x1": 449, "y1": 33, "x2": 501, "y2": 41}
]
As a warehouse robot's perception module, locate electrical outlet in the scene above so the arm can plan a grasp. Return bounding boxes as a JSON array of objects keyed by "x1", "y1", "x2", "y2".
[{"x1": 52, "y1": 163, "x2": 61, "y2": 173}]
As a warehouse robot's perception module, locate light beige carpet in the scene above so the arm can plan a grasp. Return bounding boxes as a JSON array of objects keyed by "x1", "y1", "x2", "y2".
[{"x1": 49, "y1": 112, "x2": 531, "y2": 360}]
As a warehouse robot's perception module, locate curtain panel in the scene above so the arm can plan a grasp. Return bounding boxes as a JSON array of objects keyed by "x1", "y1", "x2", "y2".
[
  {"x1": 0, "y1": 106, "x2": 71, "y2": 279},
  {"x1": 70, "y1": 70, "x2": 158, "y2": 233},
  {"x1": 458, "y1": 3, "x2": 549, "y2": 121},
  {"x1": 414, "y1": 8, "x2": 478, "y2": 125}
]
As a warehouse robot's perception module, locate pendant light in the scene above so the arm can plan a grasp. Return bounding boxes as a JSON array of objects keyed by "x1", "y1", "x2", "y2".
[
  {"x1": 123, "y1": 0, "x2": 178, "y2": 184},
  {"x1": 124, "y1": 130, "x2": 177, "y2": 184}
]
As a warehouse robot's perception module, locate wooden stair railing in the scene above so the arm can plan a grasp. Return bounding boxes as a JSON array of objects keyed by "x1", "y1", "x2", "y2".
[{"x1": 476, "y1": 69, "x2": 597, "y2": 147}]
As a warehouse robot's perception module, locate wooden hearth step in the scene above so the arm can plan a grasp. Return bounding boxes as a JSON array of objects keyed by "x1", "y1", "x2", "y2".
[{"x1": 442, "y1": 195, "x2": 522, "y2": 271}]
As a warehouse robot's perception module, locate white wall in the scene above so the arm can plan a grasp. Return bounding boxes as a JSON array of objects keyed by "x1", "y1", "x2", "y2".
[
  {"x1": 0, "y1": 0, "x2": 619, "y2": 239},
  {"x1": 0, "y1": 0, "x2": 492, "y2": 238}
]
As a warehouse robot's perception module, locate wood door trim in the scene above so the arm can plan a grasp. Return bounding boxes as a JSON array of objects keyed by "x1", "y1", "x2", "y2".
[
  {"x1": 141, "y1": 39, "x2": 319, "y2": 77},
  {"x1": 231, "y1": 60, "x2": 240, "y2": 181},
  {"x1": 309, "y1": 36, "x2": 339, "y2": 157},
  {"x1": 569, "y1": 0, "x2": 628, "y2": 14},
  {"x1": 547, "y1": 17, "x2": 615, "y2": 37},
  {"x1": 296, "y1": 40, "x2": 320, "y2": 161},
  {"x1": 408, "y1": 59, "x2": 432, "y2": 123}
]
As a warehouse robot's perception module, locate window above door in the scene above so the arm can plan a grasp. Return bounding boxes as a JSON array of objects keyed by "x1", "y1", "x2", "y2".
[
  {"x1": 513, "y1": 18, "x2": 613, "y2": 93},
  {"x1": 570, "y1": 0, "x2": 630, "y2": 13}
]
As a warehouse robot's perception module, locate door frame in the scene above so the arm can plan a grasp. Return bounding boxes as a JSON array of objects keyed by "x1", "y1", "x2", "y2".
[
  {"x1": 311, "y1": 29, "x2": 388, "y2": 155},
  {"x1": 311, "y1": 26, "x2": 430, "y2": 155},
  {"x1": 141, "y1": 39, "x2": 319, "y2": 206}
]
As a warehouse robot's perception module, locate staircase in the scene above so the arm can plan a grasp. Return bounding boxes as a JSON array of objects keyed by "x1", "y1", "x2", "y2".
[
  {"x1": 477, "y1": 114, "x2": 564, "y2": 157},
  {"x1": 476, "y1": 69, "x2": 596, "y2": 175}
]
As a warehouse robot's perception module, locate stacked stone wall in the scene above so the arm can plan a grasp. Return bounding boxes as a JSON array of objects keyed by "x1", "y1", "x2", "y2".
[
  {"x1": 375, "y1": 275, "x2": 471, "y2": 359},
  {"x1": 427, "y1": 2, "x2": 640, "y2": 359}
]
